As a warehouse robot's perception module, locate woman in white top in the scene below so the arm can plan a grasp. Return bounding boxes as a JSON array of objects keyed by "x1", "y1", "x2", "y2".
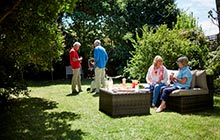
[{"x1": 146, "y1": 55, "x2": 168, "y2": 107}]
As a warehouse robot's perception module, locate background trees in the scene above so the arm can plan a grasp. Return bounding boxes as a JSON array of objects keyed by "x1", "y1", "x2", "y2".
[
  {"x1": 62, "y1": 0, "x2": 179, "y2": 76},
  {"x1": 1, "y1": 0, "x2": 218, "y2": 105},
  {"x1": 0, "y1": 0, "x2": 78, "y2": 106},
  {"x1": 208, "y1": 5, "x2": 220, "y2": 91},
  {"x1": 125, "y1": 13, "x2": 208, "y2": 81}
]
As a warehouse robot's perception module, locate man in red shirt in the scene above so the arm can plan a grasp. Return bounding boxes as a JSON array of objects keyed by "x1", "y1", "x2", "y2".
[{"x1": 69, "y1": 42, "x2": 83, "y2": 94}]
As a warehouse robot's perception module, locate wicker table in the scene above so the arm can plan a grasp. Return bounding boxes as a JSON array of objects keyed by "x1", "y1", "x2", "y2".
[{"x1": 99, "y1": 88, "x2": 151, "y2": 117}]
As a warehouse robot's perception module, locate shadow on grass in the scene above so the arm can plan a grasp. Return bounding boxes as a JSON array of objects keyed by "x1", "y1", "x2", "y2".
[
  {"x1": 191, "y1": 97, "x2": 220, "y2": 117},
  {"x1": 164, "y1": 97, "x2": 220, "y2": 117},
  {"x1": 187, "y1": 106, "x2": 220, "y2": 117},
  {"x1": 0, "y1": 97, "x2": 86, "y2": 140},
  {"x1": 27, "y1": 79, "x2": 92, "y2": 87},
  {"x1": 27, "y1": 78, "x2": 122, "y2": 88}
]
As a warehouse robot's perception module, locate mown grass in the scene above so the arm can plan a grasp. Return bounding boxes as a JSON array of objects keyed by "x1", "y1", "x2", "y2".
[{"x1": 0, "y1": 79, "x2": 220, "y2": 140}]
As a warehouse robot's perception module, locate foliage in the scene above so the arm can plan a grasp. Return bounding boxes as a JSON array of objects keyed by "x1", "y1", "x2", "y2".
[
  {"x1": 125, "y1": 13, "x2": 209, "y2": 80},
  {"x1": 62, "y1": 0, "x2": 179, "y2": 76},
  {"x1": 173, "y1": 12, "x2": 198, "y2": 29},
  {"x1": 0, "y1": 0, "x2": 77, "y2": 73},
  {"x1": 206, "y1": 45, "x2": 220, "y2": 89},
  {"x1": 123, "y1": 0, "x2": 179, "y2": 30},
  {"x1": 0, "y1": 51, "x2": 29, "y2": 108},
  {"x1": 0, "y1": 0, "x2": 78, "y2": 105},
  {"x1": 207, "y1": 4, "x2": 220, "y2": 93}
]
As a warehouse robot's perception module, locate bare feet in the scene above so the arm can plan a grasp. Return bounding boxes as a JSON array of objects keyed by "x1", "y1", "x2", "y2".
[
  {"x1": 155, "y1": 100, "x2": 166, "y2": 113},
  {"x1": 151, "y1": 104, "x2": 156, "y2": 108},
  {"x1": 155, "y1": 105, "x2": 166, "y2": 113}
]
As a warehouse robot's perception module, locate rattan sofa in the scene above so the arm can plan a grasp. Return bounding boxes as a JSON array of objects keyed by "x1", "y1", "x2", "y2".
[{"x1": 166, "y1": 70, "x2": 214, "y2": 113}]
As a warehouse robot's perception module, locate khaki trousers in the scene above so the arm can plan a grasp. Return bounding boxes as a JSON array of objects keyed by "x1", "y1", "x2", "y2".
[
  {"x1": 95, "y1": 67, "x2": 106, "y2": 92},
  {"x1": 71, "y1": 68, "x2": 81, "y2": 92}
]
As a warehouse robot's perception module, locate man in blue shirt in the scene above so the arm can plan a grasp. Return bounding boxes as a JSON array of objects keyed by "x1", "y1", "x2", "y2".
[
  {"x1": 93, "y1": 40, "x2": 108, "y2": 94},
  {"x1": 156, "y1": 56, "x2": 192, "y2": 113}
]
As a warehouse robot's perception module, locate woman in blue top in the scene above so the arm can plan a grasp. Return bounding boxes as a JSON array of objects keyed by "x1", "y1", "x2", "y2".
[{"x1": 156, "y1": 56, "x2": 192, "y2": 113}]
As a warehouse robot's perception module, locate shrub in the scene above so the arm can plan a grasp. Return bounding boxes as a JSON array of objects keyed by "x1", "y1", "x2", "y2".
[{"x1": 125, "y1": 25, "x2": 208, "y2": 81}]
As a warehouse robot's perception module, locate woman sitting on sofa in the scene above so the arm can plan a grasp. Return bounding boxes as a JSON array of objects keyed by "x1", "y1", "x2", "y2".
[
  {"x1": 156, "y1": 56, "x2": 192, "y2": 113},
  {"x1": 146, "y1": 55, "x2": 168, "y2": 107}
]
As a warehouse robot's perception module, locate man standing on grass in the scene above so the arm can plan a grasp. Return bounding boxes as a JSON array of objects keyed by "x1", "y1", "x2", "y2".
[
  {"x1": 69, "y1": 42, "x2": 83, "y2": 94},
  {"x1": 93, "y1": 40, "x2": 108, "y2": 95}
]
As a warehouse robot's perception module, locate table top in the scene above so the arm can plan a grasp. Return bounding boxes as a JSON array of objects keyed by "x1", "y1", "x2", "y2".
[{"x1": 100, "y1": 87, "x2": 151, "y2": 95}]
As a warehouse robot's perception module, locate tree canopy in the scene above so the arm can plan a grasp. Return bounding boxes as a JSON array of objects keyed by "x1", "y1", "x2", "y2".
[
  {"x1": 62, "y1": 0, "x2": 179, "y2": 76},
  {"x1": 0, "y1": 0, "x2": 78, "y2": 104}
]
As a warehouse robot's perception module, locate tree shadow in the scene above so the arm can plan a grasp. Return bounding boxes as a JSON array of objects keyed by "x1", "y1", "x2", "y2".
[
  {"x1": 190, "y1": 97, "x2": 220, "y2": 117},
  {"x1": 165, "y1": 97, "x2": 220, "y2": 117},
  {"x1": 0, "y1": 97, "x2": 86, "y2": 140},
  {"x1": 27, "y1": 79, "x2": 92, "y2": 87}
]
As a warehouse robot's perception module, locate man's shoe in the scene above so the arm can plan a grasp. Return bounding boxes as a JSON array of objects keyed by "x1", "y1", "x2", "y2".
[
  {"x1": 92, "y1": 92, "x2": 99, "y2": 97},
  {"x1": 94, "y1": 92, "x2": 99, "y2": 95},
  {"x1": 86, "y1": 88, "x2": 91, "y2": 91},
  {"x1": 72, "y1": 90, "x2": 79, "y2": 95},
  {"x1": 79, "y1": 89, "x2": 83, "y2": 92}
]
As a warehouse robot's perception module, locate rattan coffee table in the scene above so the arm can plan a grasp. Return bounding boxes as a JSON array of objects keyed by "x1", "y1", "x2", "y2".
[{"x1": 99, "y1": 88, "x2": 151, "y2": 117}]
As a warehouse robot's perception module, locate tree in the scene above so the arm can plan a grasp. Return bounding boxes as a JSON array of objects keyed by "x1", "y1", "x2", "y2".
[
  {"x1": 0, "y1": 0, "x2": 78, "y2": 105},
  {"x1": 125, "y1": 13, "x2": 209, "y2": 81},
  {"x1": 62, "y1": 0, "x2": 179, "y2": 76},
  {"x1": 207, "y1": 0, "x2": 220, "y2": 91}
]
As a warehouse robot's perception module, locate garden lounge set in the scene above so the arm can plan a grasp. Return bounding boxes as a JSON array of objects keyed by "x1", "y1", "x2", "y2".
[{"x1": 99, "y1": 70, "x2": 213, "y2": 117}]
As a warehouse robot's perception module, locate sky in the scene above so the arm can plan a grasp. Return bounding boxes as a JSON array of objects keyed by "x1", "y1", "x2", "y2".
[{"x1": 175, "y1": 0, "x2": 219, "y2": 36}]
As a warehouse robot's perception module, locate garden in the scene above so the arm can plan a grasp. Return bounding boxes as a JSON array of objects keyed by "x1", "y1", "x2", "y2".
[
  {"x1": 0, "y1": 79, "x2": 219, "y2": 140},
  {"x1": 1, "y1": 1, "x2": 220, "y2": 139}
]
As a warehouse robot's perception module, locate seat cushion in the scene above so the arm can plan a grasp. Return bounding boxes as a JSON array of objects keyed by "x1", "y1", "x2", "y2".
[{"x1": 170, "y1": 88, "x2": 209, "y2": 96}]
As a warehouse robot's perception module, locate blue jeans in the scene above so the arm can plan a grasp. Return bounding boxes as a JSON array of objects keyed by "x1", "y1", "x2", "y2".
[
  {"x1": 152, "y1": 83, "x2": 166, "y2": 105},
  {"x1": 160, "y1": 86, "x2": 179, "y2": 101}
]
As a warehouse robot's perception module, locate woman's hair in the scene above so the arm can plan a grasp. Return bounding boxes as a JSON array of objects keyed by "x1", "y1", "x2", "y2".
[
  {"x1": 153, "y1": 55, "x2": 163, "y2": 66},
  {"x1": 176, "y1": 56, "x2": 188, "y2": 67}
]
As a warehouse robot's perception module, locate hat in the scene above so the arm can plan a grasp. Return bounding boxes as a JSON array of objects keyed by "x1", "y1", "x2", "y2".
[{"x1": 176, "y1": 56, "x2": 188, "y2": 66}]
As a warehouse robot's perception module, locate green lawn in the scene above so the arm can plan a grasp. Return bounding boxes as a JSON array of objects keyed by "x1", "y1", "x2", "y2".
[{"x1": 0, "y1": 79, "x2": 220, "y2": 140}]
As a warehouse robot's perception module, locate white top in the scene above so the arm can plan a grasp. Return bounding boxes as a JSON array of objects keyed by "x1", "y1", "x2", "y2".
[{"x1": 146, "y1": 65, "x2": 168, "y2": 85}]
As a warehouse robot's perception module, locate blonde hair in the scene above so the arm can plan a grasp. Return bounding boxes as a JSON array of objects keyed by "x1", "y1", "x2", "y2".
[{"x1": 153, "y1": 55, "x2": 163, "y2": 66}]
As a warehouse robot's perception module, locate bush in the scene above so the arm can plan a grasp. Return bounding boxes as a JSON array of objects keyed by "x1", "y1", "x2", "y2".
[
  {"x1": 125, "y1": 24, "x2": 208, "y2": 81},
  {"x1": 0, "y1": 55, "x2": 29, "y2": 109}
]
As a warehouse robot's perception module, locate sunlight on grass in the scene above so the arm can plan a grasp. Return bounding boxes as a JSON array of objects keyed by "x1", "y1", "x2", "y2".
[{"x1": 1, "y1": 79, "x2": 220, "y2": 140}]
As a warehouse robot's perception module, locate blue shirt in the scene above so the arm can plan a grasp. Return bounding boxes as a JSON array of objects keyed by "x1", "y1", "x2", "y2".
[
  {"x1": 174, "y1": 66, "x2": 192, "y2": 89},
  {"x1": 94, "y1": 45, "x2": 108, "y2": 68}
]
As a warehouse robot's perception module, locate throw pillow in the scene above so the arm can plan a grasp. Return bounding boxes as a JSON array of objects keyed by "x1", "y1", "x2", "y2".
[
  {"x1": 190, "y1": 70, "x2": 197, "y2": 89},
  {"x1": 195, "y1": 70, "x2": 208, "y2": 89}
]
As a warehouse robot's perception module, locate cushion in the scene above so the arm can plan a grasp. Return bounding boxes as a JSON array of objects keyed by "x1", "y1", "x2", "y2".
[
  {"x1": 195, "y1": 70, "x2": 208, "y2": 89},
  {"x1": 170, "y1": 88, "x2": 209, "y2": 96},
  {"x1": 190, "y1": 70, "x2": 197, "y2": 89}
]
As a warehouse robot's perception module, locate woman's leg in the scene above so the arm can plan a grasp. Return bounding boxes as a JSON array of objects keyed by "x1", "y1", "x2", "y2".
[
  {"x1": 152, "y1": 83, "x2": 166, "y2": 106},
  {"x1": 156, "y1": 86, "x2": 178, "y2": 113}
]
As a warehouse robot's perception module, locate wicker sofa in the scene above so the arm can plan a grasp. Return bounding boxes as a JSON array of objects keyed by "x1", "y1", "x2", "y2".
[{"x1": 165, "y1": 70, "x2": 214, "y2": 113}]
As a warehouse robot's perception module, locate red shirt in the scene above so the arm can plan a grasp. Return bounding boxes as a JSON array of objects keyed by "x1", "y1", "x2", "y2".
[{"x1": 69, "y1": 48, "x2": 81, "y2": 69}]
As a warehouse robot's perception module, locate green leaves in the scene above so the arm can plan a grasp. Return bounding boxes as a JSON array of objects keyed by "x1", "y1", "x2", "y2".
[
  {"x1": 125, "y1": 13, "x2": 209, "y2": 80},
  {"x1": 0, "y1": 0, "x2": 78, "y2": 102}
]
